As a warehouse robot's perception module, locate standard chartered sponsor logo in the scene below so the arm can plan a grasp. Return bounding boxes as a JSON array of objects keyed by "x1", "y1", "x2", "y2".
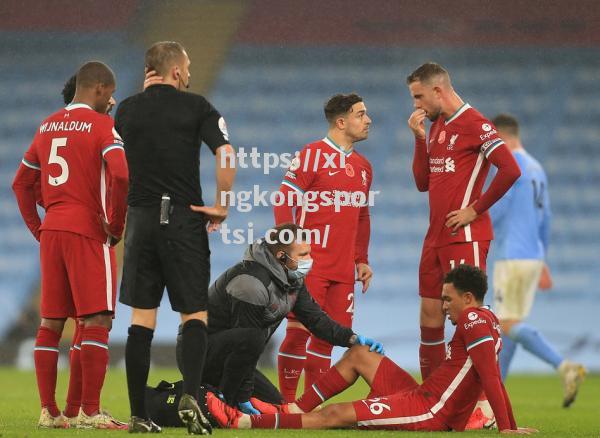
[{"x1": 429, "y1": 156, "x2": 455, "y2": 173}]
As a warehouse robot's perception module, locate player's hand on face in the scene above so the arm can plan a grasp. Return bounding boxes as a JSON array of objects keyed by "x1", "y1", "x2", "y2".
[
  {"x1": 356, "y1": 263, "x2": 373, "y2": 293},
  {"x1": 408, "y1": 109, "x2": 427, "y2": 139},
  {"x1": 445, "y1": 204, "x2": 478, "y2": 231},
  {"x1": 190, "y1": 204, "x2": 228, "y2": 232},
  {"x1": 538, "y1": 264, "x2": 553, "y2": 290},
  {"x1": 143, "y1": 70, "x2": 164, "y2": 90}
]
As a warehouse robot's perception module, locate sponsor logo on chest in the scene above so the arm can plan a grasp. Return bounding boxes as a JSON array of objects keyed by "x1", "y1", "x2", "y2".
[{"x1": 430, "y1": 157, "x2": 455, "y2": 173}]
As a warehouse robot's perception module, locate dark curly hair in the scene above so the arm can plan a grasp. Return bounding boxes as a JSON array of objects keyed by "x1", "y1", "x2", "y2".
[
  {"x1": 62, "y1": 74, "x2": 76, "y2": 105},
  {"x1": 444, "y1": 264, "x2": 488, "y2": 301}
]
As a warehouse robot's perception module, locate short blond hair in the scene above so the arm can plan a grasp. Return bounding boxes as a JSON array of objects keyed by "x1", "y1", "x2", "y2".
[
  {"x1": 145, "y1": 41, "x2": 186, "y2": 76},
  {"x1": 406, "y1": 62, "x2": 449, "y2": 85}
]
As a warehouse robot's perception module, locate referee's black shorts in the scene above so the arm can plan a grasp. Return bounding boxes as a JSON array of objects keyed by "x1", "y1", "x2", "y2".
[{"x1": 119, "y1": 205, "x2": 210, "y2": 313}]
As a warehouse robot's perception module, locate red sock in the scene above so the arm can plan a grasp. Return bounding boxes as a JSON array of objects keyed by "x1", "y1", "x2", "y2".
[
  {"x1": 80, "y1": 326, "x2": 109, "y2": 416},
  {"x1": 419, "y1": 326, "x2": 445, "y2": 381},
  {"x1": 64, "y1": 321, "x2": 83, "y2": 417},
  {"x1": 34, "y1": 326, "x2": 62, "y2": 417},
  {"x1": 304, "y1": 336, "x2": 332, "y2": 391},
  {"x1": 250, "y1": 413, "x2": 302, "y2": 429},
  {"x1": 295, "y1": 366, "x2": 348, "y2": 413},
  {"x1": 277, "y1": 327, "x2": 309, "y2": 402}
]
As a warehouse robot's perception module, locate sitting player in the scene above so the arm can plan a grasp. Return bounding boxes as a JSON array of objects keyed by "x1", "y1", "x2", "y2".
[{"x1": 205, "y1": 265, "x2": 538, "y2": 434}]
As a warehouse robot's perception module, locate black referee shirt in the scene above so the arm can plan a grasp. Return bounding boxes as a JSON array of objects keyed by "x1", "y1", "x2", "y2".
[{"x1": 115, "y1": 84, "x2": 229, "y2": 207}]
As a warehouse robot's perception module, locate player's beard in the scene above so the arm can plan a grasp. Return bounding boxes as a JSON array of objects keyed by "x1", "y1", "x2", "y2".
[
  {"x1": 352, "y1": 128, "x2": 369, "y2": 143},
  {"x1": 427, "y1": 107, "x2": 442, "y2": 121}
]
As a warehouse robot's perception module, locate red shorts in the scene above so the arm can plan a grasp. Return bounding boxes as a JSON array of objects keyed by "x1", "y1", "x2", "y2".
[
  {"x1": 418, "y1": 241, "x2": 490, "y2": 299},
  {"x1": 40, "y1": 230, "x2": 117, "y2": 318},
  {"x1": 353, "y1": 358, "x2": 448, "y2": 431},
  {"x1": 288, "y1": 273, "x2": 354, "y2": 327}
]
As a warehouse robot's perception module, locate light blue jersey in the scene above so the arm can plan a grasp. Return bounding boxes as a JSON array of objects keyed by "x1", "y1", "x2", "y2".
[{"x1": 490, "y1": 149, "x2": 550, "y2": 260}]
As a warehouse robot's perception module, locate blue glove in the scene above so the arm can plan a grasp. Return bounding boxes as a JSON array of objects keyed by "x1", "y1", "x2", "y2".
[
  {"x1": 238, "y1": 400, "x2": 261, "y2": 415},
  {"x1": 356, "y1": 334, "x2": 385, "y2": 355}
]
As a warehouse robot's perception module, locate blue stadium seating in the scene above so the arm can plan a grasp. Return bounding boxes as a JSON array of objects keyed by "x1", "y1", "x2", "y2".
[
  {"x1": 2, "y1": 39, "x2": 598, "y2": 370},
  {"x1": 206, "y1": 45, "x2": 600, "y2": 302},
  {"x1": 200, "y1": 46, "x2": 600, "y2": 370}
]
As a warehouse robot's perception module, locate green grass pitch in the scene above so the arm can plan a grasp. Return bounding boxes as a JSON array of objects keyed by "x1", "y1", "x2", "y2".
[{"x1": 0, "y1": 367, "x2": 598, "y2": 437}]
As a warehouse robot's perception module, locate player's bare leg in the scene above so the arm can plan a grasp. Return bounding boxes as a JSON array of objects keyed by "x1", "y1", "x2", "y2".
[
  {"x1": 419, "y1": 297, "x2": 446, "y2": 379},
  {"x1": 178, "y1": 311, "x2": 212, "y2": 435},
  {"x1": 207, "y1": 391, "x2": 358, "y2": 430},
  {"x1": 206, "y1": 345, "x2": 383, "y2": 430},
  {"x1": 298, "y1": 402, "x2": 357, "y2": 428},
  {"x1": 285, "y1": 345, "x2": 382, "y2": 414},
  {"x1": 36, "y1": 317, "x2": 68, "y2": 428},
  {"x1": 77, "y1": 312, "x2": 126, "y2": 429}
]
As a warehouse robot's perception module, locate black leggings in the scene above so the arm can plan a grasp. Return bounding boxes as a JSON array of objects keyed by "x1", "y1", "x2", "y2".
[{"x1": 176, "y1": 327, "x2": 283, "y2": 404}]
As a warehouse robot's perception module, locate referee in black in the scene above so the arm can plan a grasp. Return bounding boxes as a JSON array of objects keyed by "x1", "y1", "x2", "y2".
[{"x1": 115, "y1": 41, "x2": 236, "y2": 434}]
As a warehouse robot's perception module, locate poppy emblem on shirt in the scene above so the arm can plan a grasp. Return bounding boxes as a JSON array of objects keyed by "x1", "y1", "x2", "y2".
[
  {"x1": 345, "y1": 163, "x2": 355, "y2": 177},
  {"x1": 438, "y1": 130, "x2": 446, "y2": 143}
]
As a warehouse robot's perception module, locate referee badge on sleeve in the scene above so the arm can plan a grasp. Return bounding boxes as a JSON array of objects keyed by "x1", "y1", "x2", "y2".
[{"x1": 218, "y1": 117, "x2": 229, "y2": 141}]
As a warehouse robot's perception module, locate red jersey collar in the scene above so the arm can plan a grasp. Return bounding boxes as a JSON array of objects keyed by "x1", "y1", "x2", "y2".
[
  {"x1": 323, "y1": 136, "x2": 353, "y2": 157},
  {"x1": 65, "y1": 103, "x2": 93, "y2": 111},
  {"x1": 444, "y1": 103, "x2": 471, "y2": 126}
]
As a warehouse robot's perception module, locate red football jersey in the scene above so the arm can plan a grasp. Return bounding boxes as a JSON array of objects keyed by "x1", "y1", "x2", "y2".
[
  {"x1": 421, "y1": 306, "x2": 513, "y2": 431},
  {"x1": 22, "y1": 103, "x2": 125, "y2": 243},
  {"x1": 425, "y1": 103, "x2": 506, "y2": 246},
  {"x1": 278, "y1": 137, "x2": 372, "y2": 283}
]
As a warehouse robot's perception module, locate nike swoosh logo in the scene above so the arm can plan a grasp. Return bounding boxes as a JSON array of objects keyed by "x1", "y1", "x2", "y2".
[{"x1": 328, "y1": 171, "x2": 340, "y2": 176}]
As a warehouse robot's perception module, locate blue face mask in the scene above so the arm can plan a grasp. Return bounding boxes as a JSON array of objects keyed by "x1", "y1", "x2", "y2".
[{"x1": 284, "y1": 253, "x2": 313, "y2": 280}]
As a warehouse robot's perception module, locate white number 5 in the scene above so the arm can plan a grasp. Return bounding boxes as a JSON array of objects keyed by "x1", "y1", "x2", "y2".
[{"x1": 48, "y1": 137, "x2": 69, "y2": 186}]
